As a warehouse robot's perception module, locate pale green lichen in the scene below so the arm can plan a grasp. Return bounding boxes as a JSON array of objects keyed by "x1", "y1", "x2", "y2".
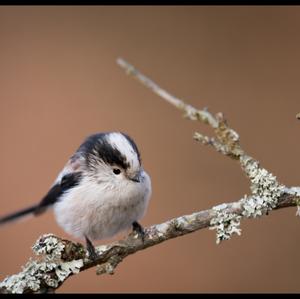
[
  {"x1": 209, "y1": 204, "x2": 242, "y2": 244},
  {"x1": 0, "y1": 234, "x2": 83, "y2": 293},
  {"x1": 55, "y1": 260, "x2": 83, "y2": 282},
  {"x1": 241, "y1": 157, "x2": 284, "y2": 218},
  {"x1": 0, "y1": 260, "x2": 42, "y2": 293},
  {"x1": 32, "y1": 234, "x2": 65, "y2": 261}
]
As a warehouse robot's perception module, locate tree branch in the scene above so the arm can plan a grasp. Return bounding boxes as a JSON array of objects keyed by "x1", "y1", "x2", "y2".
[{"x1": 1, "y1": 58, "x2": 299, "y2": 294}]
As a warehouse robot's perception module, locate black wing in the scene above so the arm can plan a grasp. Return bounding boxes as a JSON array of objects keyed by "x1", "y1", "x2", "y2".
[{"x1": 34, "y1": 172, "x2": 83, "y2": 215}]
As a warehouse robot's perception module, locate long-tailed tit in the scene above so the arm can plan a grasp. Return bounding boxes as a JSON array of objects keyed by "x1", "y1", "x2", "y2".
[{"x1": 0, "y1": 132, "x2": 152, "y2": 259}]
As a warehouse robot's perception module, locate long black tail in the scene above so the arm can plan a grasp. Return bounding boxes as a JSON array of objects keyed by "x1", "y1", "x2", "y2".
[
  {"x1": 0, "y1": 173, "x2": 83, "y2": 227},
  {"x1": 0, "y1": 204, "x2": 39, "y2": 226}
]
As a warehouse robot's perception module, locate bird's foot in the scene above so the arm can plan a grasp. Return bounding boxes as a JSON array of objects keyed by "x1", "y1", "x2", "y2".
[
  {"x1": 85, "y1": 236, "x2": 98, "y2": 261},
  {"x1": 132, "y1": 221, "x2": 145, "y2": 242}
]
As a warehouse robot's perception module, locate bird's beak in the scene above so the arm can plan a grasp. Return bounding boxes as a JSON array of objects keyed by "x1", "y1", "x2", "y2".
[{"x1": 130, "y1": 171, "x2": 141, "y2": 183}]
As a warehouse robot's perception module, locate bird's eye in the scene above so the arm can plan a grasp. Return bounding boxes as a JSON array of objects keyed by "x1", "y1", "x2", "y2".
[{"x1": 113, "y1": 168, "x2": 121, "y2": 175}]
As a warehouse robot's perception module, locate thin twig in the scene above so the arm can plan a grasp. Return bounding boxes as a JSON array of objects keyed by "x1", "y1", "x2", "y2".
[{"x1": 116, "y1": 58, "x2": 218, "y2": 128}]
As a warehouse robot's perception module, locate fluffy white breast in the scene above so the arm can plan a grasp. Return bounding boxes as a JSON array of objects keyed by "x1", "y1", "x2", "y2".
[{"x1": 53, "y1": 170, "x2": 151, "y2": 241}]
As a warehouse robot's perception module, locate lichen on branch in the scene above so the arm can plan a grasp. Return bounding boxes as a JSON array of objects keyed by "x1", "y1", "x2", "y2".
[
  {"x1": 0, "y1": 234, "x2": 85, "y2": 293},
  {"x1": 209, "y1": 204, "x2": 242, "y2": 244}
]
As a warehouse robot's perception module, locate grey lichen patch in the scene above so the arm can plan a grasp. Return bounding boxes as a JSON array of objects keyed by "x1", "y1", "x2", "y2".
[
  {"x1": 240, "y1": 157, "x2": 284, "y2": 218},
  {"x1": 285, "y1": 186, "x2": 300, "y2": 197},
  {"x1": 33, "y1": 234, "x2": 65, "y2": 261},
  {"x1": 209, "y1": 204, "x2": 242, "y2": 244},
  {"x1": 55, "y1": 260, "x2": 83, "y2": 281},
  {"x1": 0, "y1": 234, "x2": 83, "y2": 294},
  {"x1": 0, "y1": 260, "x2": 41, "y2": 294},
  {"x1": 155, "y1": 222, "x2": 170, "y2": 238},
  {"x1": 193, "y1": 132, "x2": 211, "y2": 144}
]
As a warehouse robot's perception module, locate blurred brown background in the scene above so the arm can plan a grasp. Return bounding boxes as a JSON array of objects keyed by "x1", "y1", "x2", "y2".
[{"x1": 0, "y1": 6, "x2": 300, "y2": 293}]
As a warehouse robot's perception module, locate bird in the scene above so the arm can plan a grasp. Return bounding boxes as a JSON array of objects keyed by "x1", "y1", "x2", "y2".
[{"x1": 0, "y1": 132, "x2": 152, "y2": 260}]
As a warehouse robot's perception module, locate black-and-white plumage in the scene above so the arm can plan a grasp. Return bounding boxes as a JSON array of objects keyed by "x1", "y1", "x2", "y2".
[{"x1": 0, "y1": 132, "x2": 152, "y2": 259}]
